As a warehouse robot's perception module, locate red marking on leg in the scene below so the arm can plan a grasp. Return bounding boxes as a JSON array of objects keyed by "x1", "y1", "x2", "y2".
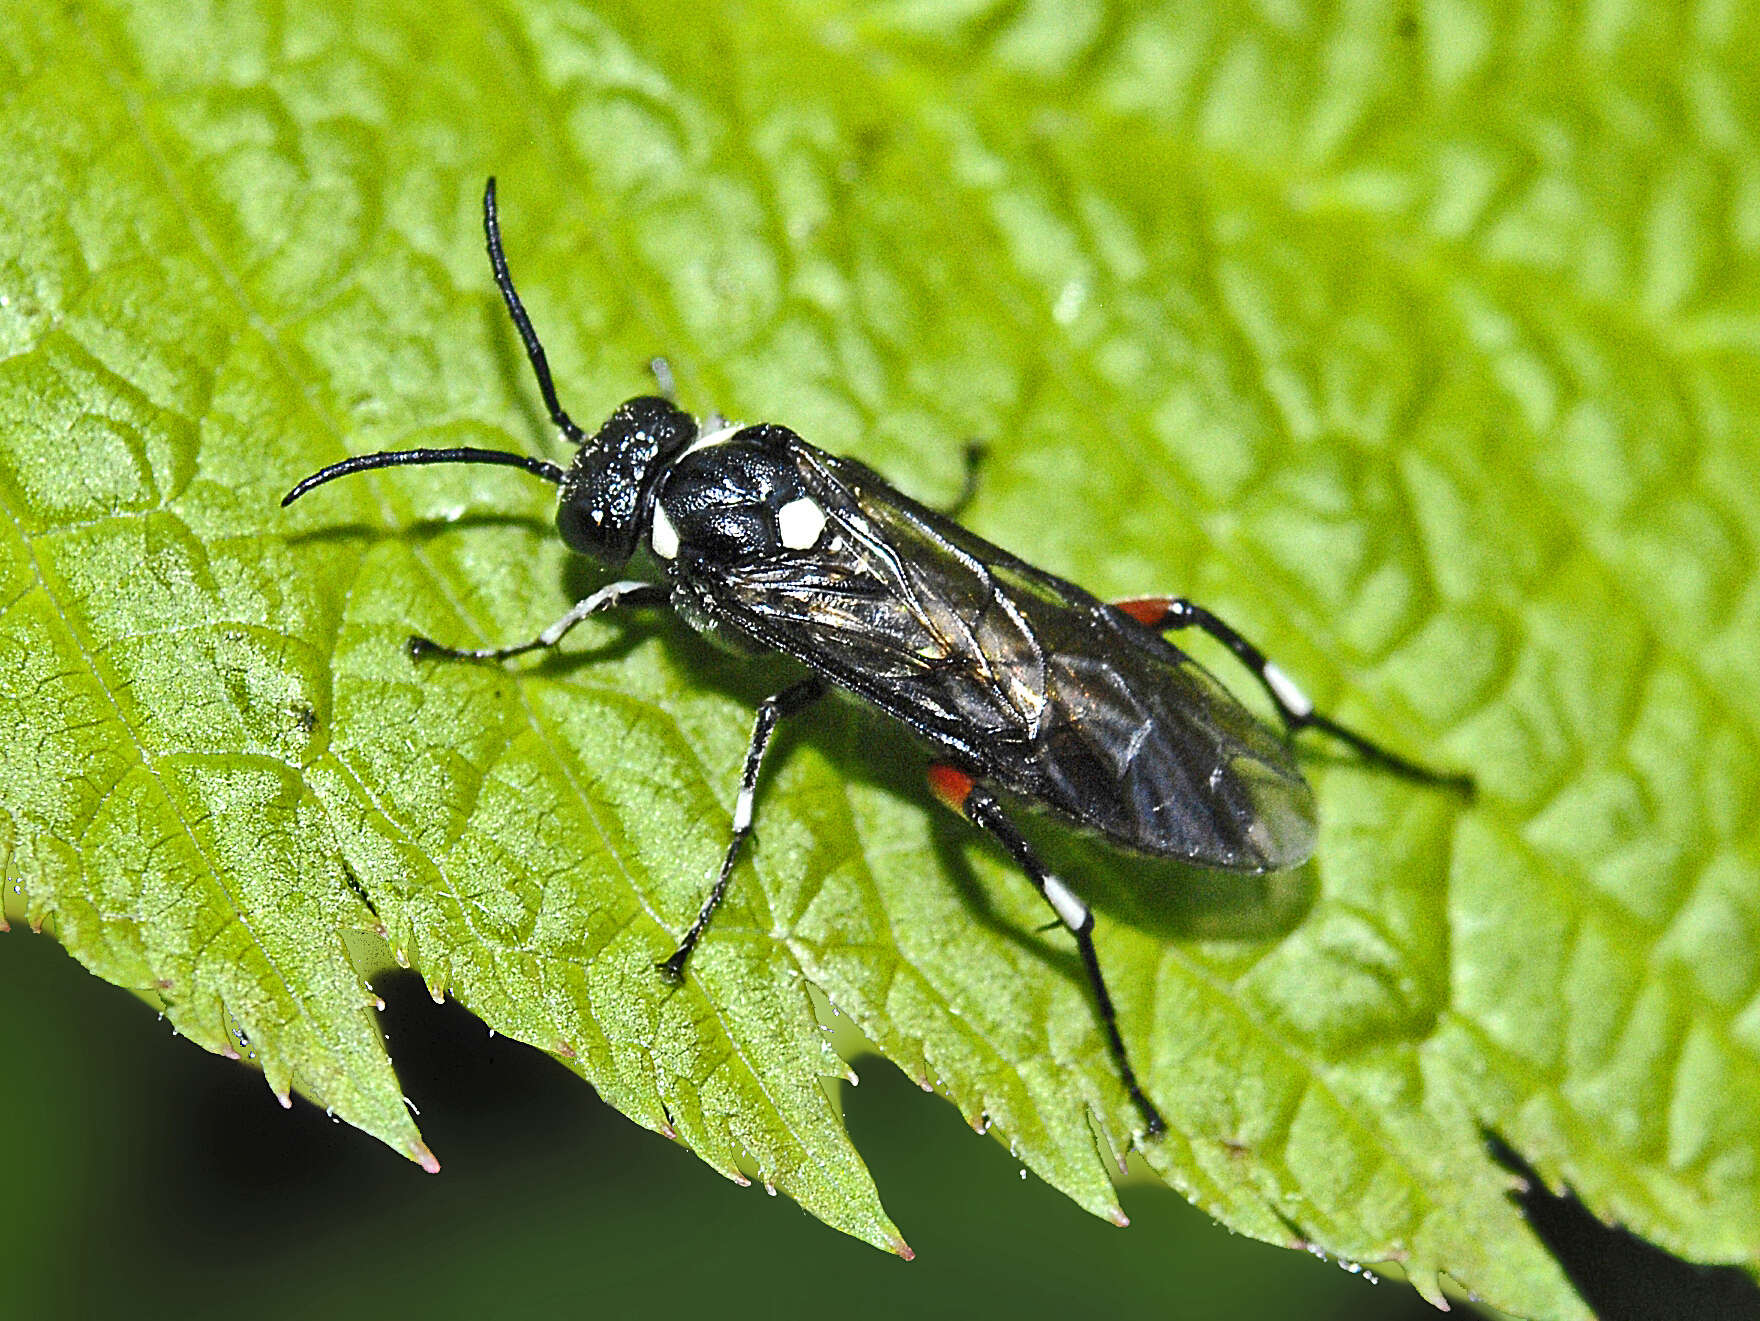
[
  {"x1": 1114, "y1": 597, "x2": 1173, "y2": 628},
  {"x1": 926, "y1": 763, "x2": 975, "y2": 815}
]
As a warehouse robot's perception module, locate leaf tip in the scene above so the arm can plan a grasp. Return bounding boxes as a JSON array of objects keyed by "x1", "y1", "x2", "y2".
[
  {"x1": 1408, "y1": 1268, "x2": 1451, "y2": 1312},
  {"x1": 890, "y1": 1236, "x2": 915, "y2": 1261},
  {"x1": 1107, "y1": 1207, "x2": 1129, "y2": 1228},
  {"x1": 411, "y1": 1140, "x2": 441, "y2": 1174}
]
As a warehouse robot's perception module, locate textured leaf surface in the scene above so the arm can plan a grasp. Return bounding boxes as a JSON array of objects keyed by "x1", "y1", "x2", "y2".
[{"x1": 3, "y1": 1, "x2": 1757, "y2": 1314}]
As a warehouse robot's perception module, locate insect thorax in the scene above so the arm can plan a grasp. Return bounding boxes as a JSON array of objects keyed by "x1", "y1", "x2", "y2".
[{"x1": 648, "y1": 424, "x2": 829, "y2": 566}]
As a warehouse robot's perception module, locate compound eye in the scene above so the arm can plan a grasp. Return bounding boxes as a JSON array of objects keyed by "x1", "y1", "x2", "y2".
[{"x1": 775, "y1": 495, "x2": 827, "y2": 550}]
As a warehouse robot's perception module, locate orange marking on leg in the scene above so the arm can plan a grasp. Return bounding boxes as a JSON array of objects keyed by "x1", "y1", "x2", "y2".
[
  {"x1": 926, "y1": 763, "x2": 976, "y2": 815},
  {"x1": 1114, "y1": 597, "x2": 1172, "y2": 628}
]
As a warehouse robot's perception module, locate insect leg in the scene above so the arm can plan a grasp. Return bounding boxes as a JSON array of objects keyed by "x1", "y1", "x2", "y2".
[
  {"x1": 1114, "y1": 597, "x2": 1473, "y2": 795},
  {"x1": 408, "y1": 580, "x2": 667, "y2": 663},
  {"x1": 657, "y1": 677, "x2": 829, "y2": 983},
  {"x1": 482, "y1": 177, "x2": 587, "y2": 445},
  {"x1": 647, "y1": 353, "x2": 726, "y2": 431},
  {"x1": 927, "y1": 764, "x2": 1168, "y2": 1137},
  {"x1": 941, "y1": 440, "x2": 985, "y2": 517}
]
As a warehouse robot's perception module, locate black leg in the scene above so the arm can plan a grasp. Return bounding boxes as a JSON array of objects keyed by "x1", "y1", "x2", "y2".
[
  {"x1": 942, "y1": 440, "x2": 985, "y2": 517},
  {"x1": 928, "y1": 765, "x2": 1167, "y2": 1137},
  {"x1": 483, "y1": 177, "x2": 586, "y2": 445},
  {"x1": 657, "y1": 677, "x2": 828, "y2": 982},
  {"x1": 1116, "y1": 596, "x2": 1474, "y2": 797},
  {"x1": 409, "y1": 580, "x2": 666, "y2": 663}
]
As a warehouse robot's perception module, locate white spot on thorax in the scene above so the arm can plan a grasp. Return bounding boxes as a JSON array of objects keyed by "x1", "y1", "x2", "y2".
[
  {"x1": 651, "y1": 501, "x2": 680, "y2": 559},
  {"x1": 685, "y1": 422, "x2": 742, "y2": 455},
  {"x1": 776, "y1": 495, "x2": 827, "y2": 550}
]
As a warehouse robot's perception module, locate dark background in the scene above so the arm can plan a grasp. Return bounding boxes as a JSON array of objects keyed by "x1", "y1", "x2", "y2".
[{"x1": 2, "y1": 928, "x2": 1753, "y2": 1320}]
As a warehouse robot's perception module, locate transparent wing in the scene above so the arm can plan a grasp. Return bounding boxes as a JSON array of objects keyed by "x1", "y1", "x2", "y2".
[{"x1": 687, "y1": 445, "x2": 1316, "y2": 872}]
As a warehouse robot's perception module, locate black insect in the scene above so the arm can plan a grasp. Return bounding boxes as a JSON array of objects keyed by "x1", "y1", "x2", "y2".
[{"x1": 284, "y1": 179, "x2": 1472, "y2": 1138}]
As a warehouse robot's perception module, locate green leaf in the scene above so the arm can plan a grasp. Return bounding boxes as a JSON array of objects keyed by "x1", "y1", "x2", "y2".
[{"x1": 3, "y1": 1, "x2": 1756, "y2": 1314}]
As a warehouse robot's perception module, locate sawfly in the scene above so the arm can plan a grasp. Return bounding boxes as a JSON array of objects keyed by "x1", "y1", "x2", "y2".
[{"x1": 284, "y1": 179, "x2": 1472, "y2": 1136}]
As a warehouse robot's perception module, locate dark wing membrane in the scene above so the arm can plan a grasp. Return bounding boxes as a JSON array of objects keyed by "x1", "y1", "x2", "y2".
[
  {"x1": 1027, "y1": 620, "x2": 1316, "y2": 871},
  {"x1": 689, "y1": 444, "x2": 1316, "y2": 872}
]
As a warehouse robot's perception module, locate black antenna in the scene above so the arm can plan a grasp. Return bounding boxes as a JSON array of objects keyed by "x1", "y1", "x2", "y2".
[
  {"x1": 282, "y1": 447, "x2": 565, "y2": 507},
  {"x1": 484, "y1": 177, "x2": 586, "y2": 444},
  {"x1": 281, "y1": 181, "x2": 584, "y2": 510}
]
